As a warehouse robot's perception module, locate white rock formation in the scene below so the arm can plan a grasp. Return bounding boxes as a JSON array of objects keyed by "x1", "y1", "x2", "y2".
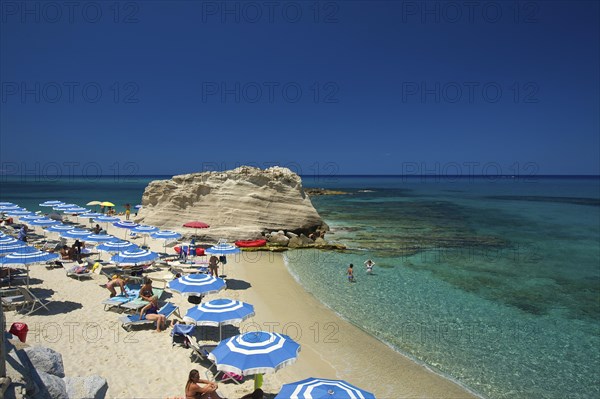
[{"x1": 135, "y1": 166, "x2": 326, "y2": 242}]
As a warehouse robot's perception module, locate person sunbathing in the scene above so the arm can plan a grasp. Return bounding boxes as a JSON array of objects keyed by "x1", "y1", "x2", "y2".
[
  {"x1": 185, "y1": 369, "x2": 222, "y2": 399},
  {"x1": 140, "y1": 295, "x2": 166, "y2": 332}
]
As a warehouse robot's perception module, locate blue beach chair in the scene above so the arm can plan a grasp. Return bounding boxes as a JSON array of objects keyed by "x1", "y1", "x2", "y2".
[{"x1": 119, "y1": 302, "x2": 179, "y2": 331}]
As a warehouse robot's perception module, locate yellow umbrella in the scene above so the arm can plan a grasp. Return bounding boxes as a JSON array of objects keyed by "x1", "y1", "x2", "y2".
[
  {"x1": 100, "y1": 201, "x2": 115, "y2": 207},
  {"x1": 87, "y1": 201, "x2": 102, "y2": 206}
]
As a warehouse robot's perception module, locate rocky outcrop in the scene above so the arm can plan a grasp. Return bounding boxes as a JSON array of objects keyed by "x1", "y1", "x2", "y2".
[
  {"x1": 24, "y1": 346, "x2": 65, "y2": 378},
  {"x1": 136, "y1": 166, "x2": 327, "y2": 242}
]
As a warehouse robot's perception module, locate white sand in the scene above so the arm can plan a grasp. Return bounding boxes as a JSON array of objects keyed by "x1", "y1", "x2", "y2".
[{"x1": 3, "y1": 221, "x2": 477, "y2": 398}]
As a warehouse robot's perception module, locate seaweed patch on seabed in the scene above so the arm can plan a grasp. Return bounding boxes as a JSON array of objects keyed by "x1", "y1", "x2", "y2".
[{"x1": 484, "y1": 195, "x2": 600, "y2": 207}]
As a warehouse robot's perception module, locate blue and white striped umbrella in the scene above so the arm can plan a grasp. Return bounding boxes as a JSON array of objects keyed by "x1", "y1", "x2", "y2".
[
  {"x1": 79, "y1": 212, "x2": 103, "y2": 218},
  {"x1": 0, "y1": 243, "x2": 37, "y2": 255},
  {"x1": 94, "y1": 216, "x2": 119, "y2": 223},
  {"x1": 0, "y1": 202, "x2": 16, "y2": 207},
  {"x1": 185, "y1": 299, "x2": 255, "y2": 327},
  {"x1": 39, "y1": 200, "x2": 65, "y2": 207},
  {"x1": 132, "y1": 225, "x2": 159, "y2": 234},
  {"x1": 46, "y1": 224, "x2": 75, "y2": 233},
  {"x1": 205, "y1": 243, "x2": 241, "y2": 275},
  {"x1": 184, "y1": 299, "x2": 255, "y2": 340},
  {"x1": 29, "y1": 218, "x2": 60, "y2": 227},
  {"x1": 208, "y1": 331, "x2": 301, "y2": 376},
  {"x1": 60, "y1": 229, "x2": 92, "y2": 239},
  {"x1": 84, "y1": 234, "x2": 117, "y2": 243},
  {"x1": 275, "y1": 378, "x2": 376, "y2": 399},
  {"x1": 53, "y1": 203, "x2": 77, "y2": 210},
  {"x1": 96, "y1": 240, "x2": 138, "y2": 253},
  {"x1": 167, "y1": 273, "x2": 226, "y2": 296},
  {"x1": 0, "y1": 250, "x2": 59, "y2": 287},
  {"x1": 0, "y1": 204, "x2": 21, "y2": 211},
  {"x1": 0, "y1": 250, "x2": 58, "y2": 264},
  {"x1": 0, "y1": 236, "x2": 19, "y2": 245},
  {"x1": 62, "y1": 207, "x2": 90, "y2": 214},
  {"x1": 150, "y1": 230, "x2": 182, "y2": 241},
  {"x1": 113, "y1": 221, "x2": 139, "y2": 229},
  {"x1": 111, "y1": 249, "x2": 158, "y2": 265},
  {"x1": 5, "y1": 209, "x2": 33, "y2": 216},
  {"x1": 20, "y1": 215, "x2": 42, "y2": 222},
  {"x1": 205, "y1": 243, "x2": 241, "y2": 255}
]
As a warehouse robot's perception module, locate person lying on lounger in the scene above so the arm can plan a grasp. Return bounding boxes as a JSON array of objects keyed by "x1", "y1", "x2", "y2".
[
  {"x1": 185, "y1": 369, "x2": 222, "y2": 399},
  {"x1": 140, "y1": 295, "x2": 166, "y2": 332}
]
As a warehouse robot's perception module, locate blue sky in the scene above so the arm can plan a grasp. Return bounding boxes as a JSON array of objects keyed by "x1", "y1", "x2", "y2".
[{"x1": 1, "y1": 0, "x2": 599, "y2": 176}]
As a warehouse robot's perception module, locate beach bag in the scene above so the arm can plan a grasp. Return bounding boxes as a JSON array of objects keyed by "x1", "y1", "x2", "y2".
[
  {"x1": 220, "y1": 371, "x2": 243, "y2": 382},
  {"x1": 219, "y1": 255, "x2": 227, "y2": 265},
  {"x1": 187, "y1": 295, "x2": 203, "y2": 305}
]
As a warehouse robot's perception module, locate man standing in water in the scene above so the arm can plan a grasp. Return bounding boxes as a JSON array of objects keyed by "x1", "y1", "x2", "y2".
[{"x1": 347, "y1": 264, "x2": 356, "y2": 282}]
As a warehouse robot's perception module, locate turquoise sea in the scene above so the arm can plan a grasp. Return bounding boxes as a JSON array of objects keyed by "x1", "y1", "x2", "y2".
[{"x1": 1, "y1": 175, "x2": 599, "y2": 398}]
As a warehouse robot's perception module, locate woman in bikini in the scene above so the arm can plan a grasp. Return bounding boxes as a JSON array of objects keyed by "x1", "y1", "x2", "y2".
[
  {"x1": 139, "y1": 278, "x2": 154, "y2": 301},
  {"x1": 185, "y1": 369, "x2": 222, "y2": 399},
  {"x1": 105, "y1": 276, "x2": 128, "y2": 297},
  {"x1": 140, "y1": 295, "x2": 166, "y2": 332}
]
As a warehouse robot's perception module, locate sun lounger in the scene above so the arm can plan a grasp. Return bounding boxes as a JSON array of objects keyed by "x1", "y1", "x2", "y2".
[
  {"x1": 119, "y1": 288, "x2": 165, "y2": 312},
  {"x1": 188, "y1": 341, "x2": 243, "y2": 383},
  {"x1": 1, "y1": 287, "x2": 52, "y2": 315},
  {"x1": 65, "y1": 265, "x2": 93, "y2": 281},
  {"x1": 101, "y1": 284, "x2": 141, "y2": 311},
  {"x1": 119, "y1": 302, "x2": 179, "y2": 331}
]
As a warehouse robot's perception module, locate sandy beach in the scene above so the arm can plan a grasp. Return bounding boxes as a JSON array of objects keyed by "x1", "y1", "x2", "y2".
[{"x1": 3, "y1": 221, "x2": 477, "y2": 398}]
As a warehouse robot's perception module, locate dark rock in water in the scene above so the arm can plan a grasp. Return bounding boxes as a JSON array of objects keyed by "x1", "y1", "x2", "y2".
[{"x1": 305, "y1": 188, "x2": 349, "y2": 196}]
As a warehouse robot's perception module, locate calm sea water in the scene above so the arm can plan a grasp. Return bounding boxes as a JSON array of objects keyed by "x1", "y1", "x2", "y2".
[{"x1": 1, "y1": 175, "x2": 599, "y2": 398}]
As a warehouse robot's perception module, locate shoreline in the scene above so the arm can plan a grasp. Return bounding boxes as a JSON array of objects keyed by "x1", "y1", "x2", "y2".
[
  {"x1": 281, "y1": 253, "x2": 485, "y2": 399},
  {"x1": 3, "y1": 219, "x2": 478, "y2": 398}
]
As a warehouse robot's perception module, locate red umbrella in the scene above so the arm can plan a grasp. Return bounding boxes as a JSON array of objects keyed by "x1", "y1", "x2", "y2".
[{"x1": 183, "y1": 222, "x2": 210, "y2": 229}]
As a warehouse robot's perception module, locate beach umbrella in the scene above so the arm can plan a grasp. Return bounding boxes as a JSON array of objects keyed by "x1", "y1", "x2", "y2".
[
  {"x1": 53, "y1": 203, "x2": 77, "y2": 210},
  {"x1": 183, "y1": 221, "x2": 210, "y2": 239},
  {"x1": 96, "y1": 240, "x2": 138, "y2": 253},
  {"x1": 168, "y1": 273, "x2": 226, "y2": 296},
  {"x1": 150, "y1": 230, "x2": 182, "y2": 253},
  {"x1": 62, "y1": 207, "x2": 90, "y2": 215},
  {"x1": 5, "y1": 209, "x2": 33, "y2": 217},
  {"x1": 79, "y1": 212, "x2": 103, "y2": 219},
  {"x1": 86, "y1": 201, "x2": 102, "y2": 206},
  {"x1": 208, "y1": 331, "x2": 300, "y2": 376},
  {"x1": 113, "y1": 221, "x2": 139, "y2": 239},
  {"x1": 46, "y1": 224, "x2": 75, "y2": 233},
  {"x1": 0, "y1": 202, "x2": 16, "y2": 207},
  {"x1": 205, "y1": 243, "x2": 241, "y2": 277},
  {"x1": 20, "y1": 215, "x2": 42, "y2": 222},
  {"x1": 0, "y1": 237, "x2": 20, "y2": 245},
  {"x1": 0, "y1": 243, "x2": 36, "y2": 255},
  {"x1": 275, "y1": 378, "x2": 376, "y2": 399},
  {"x1": 134, "y1": 205, "x2": 142, "y2": 210},
  {"x1": 0, "y1": 250, "x2": 59, "y2": 287},
  {"x1": 184, "y1": 299, "x2": 255, "y2": 340},
  {"x1": 28, "y1": 218, "x2": 60, "y2": 227},
  {"x1": 111, "y1": 248, "x2": 158, "y2": 265},
  {"x1": 0, "y1": 204, "x2": 20, "y2": 211},
  {"x1": 39, "y1": 200, "x2": 65, "y2": 207},
  {"x1": 100, "y1": 201, "x2": 115, "y2": 207},
  {"x1": 95, "y1": 215, "x2": 119, "y2": 223},
  {"x1": 60, "y1": 229, "x2": 92, "y2": 240},
  {"x1": 84, "y1": 234, "x2": 117, "y2": 243},
  {"x1": 131, "y1": 225, "x2": 159, "y2": 246}
]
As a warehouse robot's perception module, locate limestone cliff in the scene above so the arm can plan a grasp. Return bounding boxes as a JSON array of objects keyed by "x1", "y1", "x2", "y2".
[{"x1": 135, "y1": 166, "x2": 326, "y2": 242}]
